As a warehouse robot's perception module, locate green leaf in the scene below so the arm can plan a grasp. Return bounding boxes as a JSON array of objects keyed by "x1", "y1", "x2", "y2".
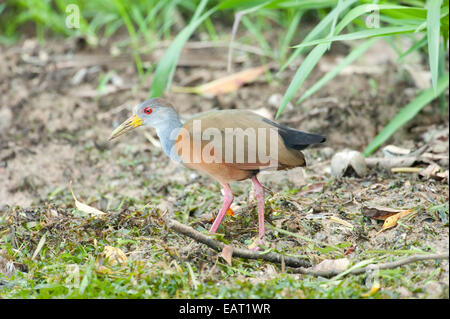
[
  {"x1": 297, "y1": 38, "x2": 378, "y2": 104},
  {"x1": 426, "y1": 0, "x2": 443, "y2": 92},
  {"x1": 363, "y1": 73, "x2": 449, "y2": 156}
]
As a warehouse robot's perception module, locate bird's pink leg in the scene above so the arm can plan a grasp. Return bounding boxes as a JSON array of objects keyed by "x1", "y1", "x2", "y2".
[
  {"x1": 251, "y1": 176, "x2": 265, "y2": 242},
  {"x1": 209, "y1": 184, "x2": 233, "y2": 234}
]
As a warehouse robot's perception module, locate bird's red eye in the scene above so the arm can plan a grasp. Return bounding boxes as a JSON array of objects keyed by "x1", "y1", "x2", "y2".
[{"x1": 143, "y1": 107, "x2": 152, "y2": 114}]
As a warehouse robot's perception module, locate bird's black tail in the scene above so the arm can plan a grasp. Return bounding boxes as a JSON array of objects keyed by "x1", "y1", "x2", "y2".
[{"x1": 263, "y1": 118, "x2": 326, "y2": 150}]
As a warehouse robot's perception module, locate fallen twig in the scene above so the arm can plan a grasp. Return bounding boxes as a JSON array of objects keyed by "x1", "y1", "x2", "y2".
[
  {"x1": 290, "y1": 252, "x2": 449, "y2": 277},
  {"x1": 365, "y1": 156, "x2": 419, "y2": 169},
  {"x1": 164, "y1": 218, "x2": 448, "y2": 277},
  {"x1": 164, "y1": 218, "x2": 311, "y2": 268},
  {"x1": 391, "y1": 167, "x2": 422, "y2": 173}
]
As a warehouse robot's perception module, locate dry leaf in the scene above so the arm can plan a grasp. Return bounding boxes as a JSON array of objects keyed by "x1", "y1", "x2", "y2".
[
  {"x1": 329, "y1": 216, "x2": 354, "y2": 229},
  {"x1": 420, "y1": 163, "x2": 441, "y2": 177},
  {"x1": 361, "y1": 281, "x2": 381, "y2": 297},
  {"x1": 220, "y1": 245, "x2": 233, "y2": 266},
  {"x1": 383, "y1": 145, "x2": 411, "y2": 156},
  {"x1": 420, "y1": 163, "x2": 445, "y2": 180},
  {"x1": 171, "y1": 260, "x2": 184, "y2": 274},
  {"x1": 95, "y1": 265, "x2": 113, "y2": 274},
  {"x1": 436, "y1": 170, "x2": 449, "y2": 182},
  {"x1": 298, "y1": 182, "x2": 325, "y2": 196},
  {"x1": 0, "y1": 255, "x2": 16, "y2": 278},
  {"x1": 96, "y1": 246, "x2": 128, "y2": 273},
  {"x1": 31, "y1": 233, "x2": 46, "y2": 260},
  {"x1": 172, "y1": 65, "x2": 269, "y2": 96},
  {"x1": 311, "y1": 258, "x2": 350, "y2": 273},
  {"x1": 247, "y1": 237, "x2": 260, "y2": 250},
  {"x1": 362, "y1": 205, "x2": 410, "y2": 220},
  {"x1": 70, "y1": 181, "x2": 106, "y2": 216},
  {"x1": 377, "y1": 210, "x2": 414, "y2": 235},
  {"x1": 344, "y1": 246, "x2": 355, "y2": 255},
  {"x1": 103, "y1": 246, "x2": 128, "y2": 266},
  {"x1": 226, "y1": 208, "x2": 235, "y2": 217}
]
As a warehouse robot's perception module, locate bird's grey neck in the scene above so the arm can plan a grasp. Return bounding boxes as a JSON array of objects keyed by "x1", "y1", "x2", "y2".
[{"x1": 155, "y1": 118, "x2": 183, "y2": 163}]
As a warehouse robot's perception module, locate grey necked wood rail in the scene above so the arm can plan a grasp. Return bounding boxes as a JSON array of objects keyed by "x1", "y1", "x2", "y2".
[{"x1": 109, "y1": 98, "x2": 325, "y2": 244}]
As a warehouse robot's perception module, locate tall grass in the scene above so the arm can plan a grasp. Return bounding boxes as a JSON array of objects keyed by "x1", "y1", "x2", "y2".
[
  {"x1": 150, "y1": 0, "x2": 449, "y2": 155},
  {"x1": 1, "y1": 0, "x2": 448, "y2": 155}
]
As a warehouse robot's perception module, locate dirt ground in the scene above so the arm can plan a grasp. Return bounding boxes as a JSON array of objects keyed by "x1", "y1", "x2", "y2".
[{"x1": 0, "y1": 34, "x2": 448, "y2": 298}]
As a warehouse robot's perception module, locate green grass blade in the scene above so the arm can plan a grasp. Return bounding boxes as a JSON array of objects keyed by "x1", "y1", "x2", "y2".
[
  {"x1": 277, "y1": 2, "x2": 425, "y2": 118},
  {"x1": 293, "y1": 25, "x2": 419, "y2": 48},
  {"x1": 191, "y1": 0, "x2": 208, "y2": 21},
  {"x1": 204, "y1": 17, "x2": 218, "y2": 41},
  {"x1": 397, "y1": 35, "x2": 427, "y2": 61},
  {"x1": 297, "y1": 38, "x2": 378, "y2": 104},
  {"x1": 113, "y1": 0, "x2": 143, "y2": 77},
  {"x1": 426, "y1": 0, "x2": 443, "y2": 92},
  {"x1": 275, "y1": 0, "x2": 338, "y2": 10},
  {"x1": 334, "y1": 4, "x2": 425, "y2": 35},
  {"x1": 326, "y1": 0, "x2": 343, "y2": 50},
  {"x1": 149, "y1": 0, "x2": 216, "y2": 97},
  {"x1": 226, "y1": 0, "x2": 274, "y2": 71},
  {"x1": 438, "y1": 40, "x2": 447, "y2": 114},
  {"x1": 131, "y1": 6, "x2": 152, "y2": 45},
  {"x1": 280, "y1": 0, "x2": 356, "y2": 72},
  {"x1": 441, "y1": 5, "x2": 449, "y2": 46},
  {"x1": 276, "y1": 0, "x2": 356, "y2": 117},
  {"x1": 363, "y1": 73, "x2": 449, "y2": 156},
  {"x1": 415, "y1": 5, "x2": 447, "y2": 33},
  {"x1": 0, "y1": 3, "x2": 6, "y2": 15},
  {"x1": 241, "y1": 15, "x2": 274, "y2": 58},
  {"x1": 276, "y1": 44, "x2": 329, "y2": 119},
  {"x1": 279, "y1": 10, "x2": 303, "y2": 62}
]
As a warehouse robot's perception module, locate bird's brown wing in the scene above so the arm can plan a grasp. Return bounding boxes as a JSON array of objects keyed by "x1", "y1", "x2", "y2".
[{"x1": 176, "y1": 110, "x2": 308, "y2": 172}]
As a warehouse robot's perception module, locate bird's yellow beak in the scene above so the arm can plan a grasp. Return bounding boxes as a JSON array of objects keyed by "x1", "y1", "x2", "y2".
[{"x1": 109, "y1": 114, "x2": 143, "y2": 140}]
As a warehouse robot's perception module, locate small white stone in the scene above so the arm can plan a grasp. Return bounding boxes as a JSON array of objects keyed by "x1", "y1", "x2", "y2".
[
  {"x1": 0, "y1": 108, "x2": 13, "y2": 135},
  {"x1": 331, "y1": 149, "x2": 368, "y2": 177}
]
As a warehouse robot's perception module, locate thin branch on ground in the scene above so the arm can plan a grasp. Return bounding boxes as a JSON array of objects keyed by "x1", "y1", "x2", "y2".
[
  {"x1": 290, "y1": 252, "x2": 449, "y2": 277},
  {"x1": 164, "y1": 218, "x2": 448, "y2": 278},
  {"x1": 164, "y1": 218, "x2": 311, "y2": 268}
]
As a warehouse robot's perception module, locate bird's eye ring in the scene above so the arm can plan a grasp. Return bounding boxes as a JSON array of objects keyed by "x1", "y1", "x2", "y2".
[{"x1": 143, "y1": 107, "x2": 152, "y2": 114}]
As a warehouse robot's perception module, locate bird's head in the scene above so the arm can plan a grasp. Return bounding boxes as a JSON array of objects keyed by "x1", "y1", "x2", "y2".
[{"x1": 109, "y1": 98, "x2": 178, "y2": 140}]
